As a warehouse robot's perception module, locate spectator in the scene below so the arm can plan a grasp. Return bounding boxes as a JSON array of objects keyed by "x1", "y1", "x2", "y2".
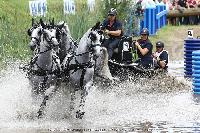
[
  {"x1": 141, "y1": 0, "x2": 156, "y2": 9},
  {"x1": 187, "y1": 0, "x2": 198, "y2": 24},
  {"x1": 197, "y1": 0, "x2": 200, "y2": 24},
  {"x1": 162, "y1": 0, "x2": 173, "y2": 11},
  {"x1": 167, "y1": 0, "x2": 178, "y2": 25},
  {"x1": 177, "y1": 0, "x2": 188, "y2": 25}
]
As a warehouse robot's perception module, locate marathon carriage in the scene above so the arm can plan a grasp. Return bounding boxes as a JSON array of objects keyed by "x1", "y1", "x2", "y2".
[{"x1": 108, "y1": 35, "x2": 155, "y2": 78}]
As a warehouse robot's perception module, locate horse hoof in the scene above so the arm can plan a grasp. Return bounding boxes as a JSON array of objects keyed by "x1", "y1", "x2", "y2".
[
  {"x1": 76, "y1": 110, "x2": 85, "y2": 119},
  {"x1": 37, "y1": 110, "x2": 43, "y2": 119}
]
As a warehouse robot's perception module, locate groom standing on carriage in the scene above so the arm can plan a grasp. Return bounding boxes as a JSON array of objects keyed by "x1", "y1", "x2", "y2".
[{"x1": 101, "y1": 8, "x2": 123, "y2": 60}]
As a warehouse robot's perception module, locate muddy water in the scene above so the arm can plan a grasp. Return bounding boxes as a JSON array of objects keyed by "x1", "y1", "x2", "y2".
[{"x1": 0, "y1": 61, "x2": 199, "y2": 133}]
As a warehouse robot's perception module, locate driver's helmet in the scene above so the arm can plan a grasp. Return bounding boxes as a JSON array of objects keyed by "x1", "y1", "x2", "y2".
[
  {"x1": 156, "y1": 41, "x2": 164, "y2": 48},
  {"x1": 140, "y1": 28, "x2": 149, "y2": 36},
  {"x1": 108, "y1": 8, "x2": 117, "y2": 16}
]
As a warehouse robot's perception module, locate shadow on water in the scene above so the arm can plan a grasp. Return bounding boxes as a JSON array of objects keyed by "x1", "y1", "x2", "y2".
[
  {"x1": 1, "y1": 61, "x2": 200, "y2": 133},
  {"x1": 193, "y1": 94, "x2": 200, "y2": 104}
]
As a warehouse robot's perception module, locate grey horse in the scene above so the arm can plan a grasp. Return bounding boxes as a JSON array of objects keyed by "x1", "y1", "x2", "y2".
[
  {"x1": 56, "y1": 21, "x2": 78, "y2": 63},
  {"x1": 62, "y1": 22, "x2": 103, "y2": 119},
  {"x1": 27, "y1": 22, "x2": 61, "y2": 98}
]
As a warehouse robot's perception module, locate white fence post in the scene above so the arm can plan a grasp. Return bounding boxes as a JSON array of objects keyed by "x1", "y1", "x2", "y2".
[
  {"x1": 29, "y1": 0, "x2": 47, "y2": 16},
  {"x1": 64, "y1": 0, "x2": 75, "y2": 14},
  {"x1": 87, "y1": 0, "x2": 95, "y2": 11}
]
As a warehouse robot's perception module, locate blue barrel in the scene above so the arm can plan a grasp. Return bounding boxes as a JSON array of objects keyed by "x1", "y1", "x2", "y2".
[
  {"x1": 155, "y1": 4, "x2": 166, "y2": 30},
  {"x1": 162, "y1": 5, "x2": 167, "y2": 27},
  {"x1": 192, "y1": 50, "x2": 200, "y2": 94},
  {"x1": 184, "y1": 39, "x2": 200, "y2": 77},
  {"x1": 142, "y1": 6, "x2": 156, "y2": 35}
]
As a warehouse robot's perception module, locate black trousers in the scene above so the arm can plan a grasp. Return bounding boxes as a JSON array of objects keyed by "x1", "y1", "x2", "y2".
[{"x1": 102, "y1": 38, "x2": 120, "y2": 59}]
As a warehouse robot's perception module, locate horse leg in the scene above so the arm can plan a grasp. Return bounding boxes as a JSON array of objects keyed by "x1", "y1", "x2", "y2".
[
  {"x1": 37, "y1": 84, "x2": 59, "y2": 118},
  {"x1": 70, "y1": 87, "x2": 76, "y2": 112},
  {"x1": 37, "y1": 76, "x2": 59, "y2": 118},
  {"x1": 76, "y1": 80, "x2": 93, "y2": 119},
  {"x1": 38, "y1": 76, "x2": 49, "y2": 95},
  {"x1": 75, "y1": 88, "x2": 86, "y2": 119},
  {"x1": 37, "y1": 95, "x2": 49, "y2": 118}
]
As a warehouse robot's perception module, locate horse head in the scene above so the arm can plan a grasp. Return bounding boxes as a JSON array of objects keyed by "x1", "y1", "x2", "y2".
[
  {"x1": 41, "y1": 28, "x2": 59, "y2": 52},
  {"x1": 87, "y1": 22, "x2": 103, "y2": 59},
  {"x1": 28, "y1": 26, "x2": 42, "y2": 51},
  {"x1": 55, "y1": 21, "x2": 68, "y2": 44},
  {"x1": 28, "y1": 19, "x2": 59, "y2": 54}
]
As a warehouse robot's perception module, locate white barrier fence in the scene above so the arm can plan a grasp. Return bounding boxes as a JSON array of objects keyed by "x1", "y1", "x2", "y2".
[
  {"x1": 64, "y1": 0, "x2": 75, "y2": 14},
  {"x1": 87, "y1": 0, "x2": 95, "y2": 11},
  {"x1": 29, "y1": 0, "x2": 95, "y2": 16},
  {"x1": 29, "y1": 0, "x2": 47, "y2": 16}
]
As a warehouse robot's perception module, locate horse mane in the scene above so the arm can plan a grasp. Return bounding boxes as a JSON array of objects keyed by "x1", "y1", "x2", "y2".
[
  {"x1": 82, "y1": 28, "x2": 92, "y2": 39},
  {"x1": 64, "y1": 23, "x2": 71, "y2": 35},
  {"x1": 78, "y1": 28, "x2": 92, "y2": 46}
]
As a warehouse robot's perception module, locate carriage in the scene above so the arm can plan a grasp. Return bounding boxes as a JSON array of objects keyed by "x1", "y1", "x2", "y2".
[
  {"x1": 107, "y1": 35, "x2": 155, "y2": 78},
  {"x1": 24, "y1": 19, "x2": 156, "y2": 119}
]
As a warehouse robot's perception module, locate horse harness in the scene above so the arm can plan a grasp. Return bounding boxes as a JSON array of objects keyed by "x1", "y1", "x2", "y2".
[
  {"x1": 27, "y1": 53, "x2": 61, "y2": 77},
  {"x1": 64, "y1": 38, "x2": 101, "y2": 88},
  {"x1": 28, "y1": 32, "x2": 61, "y2": 77}
]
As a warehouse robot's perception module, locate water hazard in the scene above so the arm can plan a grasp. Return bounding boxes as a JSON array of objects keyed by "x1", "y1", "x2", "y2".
[{"x1": 0, "y1": 61, "x2": 200, "y2": 133}]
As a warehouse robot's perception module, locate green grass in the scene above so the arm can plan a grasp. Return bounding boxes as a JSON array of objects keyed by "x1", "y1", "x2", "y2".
[
  {"x1": 1, "y1": 0, "x2": 198, "y2": 66},
  {"x1": 0, "y1": 0, "x2": 104, "y2": 66},
  {"x1": 151, "y1": 25, "x2": 200, "y2": 46}
]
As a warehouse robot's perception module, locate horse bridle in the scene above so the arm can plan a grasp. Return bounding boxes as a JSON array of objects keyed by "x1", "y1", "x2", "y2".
[
  {"x1": 30, "y1": 28, "x2": 59, "y2": 54},
  {"x1": 57, "y1": 27, "x2": 78, "y2": 54},
  {"x1": 71, "y1": 30, "x2": 101, "y2": 68},
  {"x1": 29, "y1": 29, "x2": 60, "y2": 76}
]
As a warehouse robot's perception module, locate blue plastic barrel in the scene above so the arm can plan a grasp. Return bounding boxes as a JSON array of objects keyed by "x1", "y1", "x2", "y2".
[
  {"x1": 184, "y1": 39, "x2": 200, "y2": 77},
  {"x1": 155, "y1": 4, "x2": 166, "y2": 30},
  {"x1": 192, "y1": 50, "x2": 200, "y2": 94},
  {"x1": 143, "y1": 7, "x2": 156, "y2": 35}
]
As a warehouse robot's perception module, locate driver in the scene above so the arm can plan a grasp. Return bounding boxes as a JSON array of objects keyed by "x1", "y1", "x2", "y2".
[{"x1": 101, "y1": 8, "x2": 123, "y2": 60}]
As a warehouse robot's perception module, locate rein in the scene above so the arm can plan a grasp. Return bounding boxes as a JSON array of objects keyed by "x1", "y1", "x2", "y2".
[
  {"x1": 60, "y1": 30, "x2": 78, "y2": 55},
  {"x1": 64, "y1": 38, "x2": 101, "y2": 82},
  {"x1": 36, "y1": 34, "x2": 58, "y2": 54},
  {"x1": 28, "y1": 30, "x2": 60, "y2": 77}
]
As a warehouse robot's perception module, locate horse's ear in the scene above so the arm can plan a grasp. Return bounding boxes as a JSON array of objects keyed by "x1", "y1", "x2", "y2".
[
  {"x1": 40, "y1": 18, "x2": 46, "y2": 28},
  {"x1": 32, "y1": 18, "x2": 34, "y2": 27},
  {"x1": 92, "y1": 21, "x2": 101, "y2": 30},
  {"x1": 89, "y1": 32, "x2": 97, "y2": 41},
  {"x1": 57, "y1": 21, "x2": 65, "y2": 29},
  {"x1": 52, "y1": 18, "x2": 54, "y2": 26},
  {"x1": 50, "y1": 18, "x2": 54, "y2": 27},
  {"x1": 27, "y1": 29, "x2": 32, "y2": 36}
]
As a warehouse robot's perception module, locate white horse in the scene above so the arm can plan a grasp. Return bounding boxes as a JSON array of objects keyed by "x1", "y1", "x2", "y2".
[
  {"x1": 27, "y1": 21, "x2": 61, "y2": 98},
  {"x1": 62, "y1": 22, "x2": 102, "y2": 119},
  {"x1": 56, "y1": 21, "x2": 78, "y2": 63}
]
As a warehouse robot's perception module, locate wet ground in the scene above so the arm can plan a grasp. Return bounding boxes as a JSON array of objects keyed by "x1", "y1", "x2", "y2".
[{"x1": 0, "y1": 61, "x2": 199, "y2": 133}]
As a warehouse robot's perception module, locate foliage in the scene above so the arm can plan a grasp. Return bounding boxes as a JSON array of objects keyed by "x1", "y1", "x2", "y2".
[
  {"x1": 0, "y1": 0, "x2": 100, "y2": 63},
  {"x1": 0, "y1": 0, "x2": 133, "y2": 68},
  {"x1": 100, "y1": 0, "x2": 133, "y2": 20}
]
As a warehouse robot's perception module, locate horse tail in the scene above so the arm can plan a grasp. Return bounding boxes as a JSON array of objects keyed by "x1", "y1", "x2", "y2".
[
  {"x1": 95, "y1": 47, "x2": 113, "y2": 81},
  {"x1": 101, "y1": 47, "x2": 109, "y2": 67}
]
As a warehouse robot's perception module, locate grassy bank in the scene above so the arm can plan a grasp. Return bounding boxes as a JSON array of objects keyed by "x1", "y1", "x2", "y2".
[
  {"x1": 150, "y1": 25, "x2": 200, "y2": 60},
  {"x1": 0, "y1": 0, "x2": 104, "y2": 65},
  {"x1": 0, "y1": 0, "x2": 199, "y2": 69}
]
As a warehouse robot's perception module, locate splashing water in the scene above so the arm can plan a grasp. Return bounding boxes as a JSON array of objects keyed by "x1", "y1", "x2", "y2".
[{"x1": 0, "y1": 61, "x2": 200, "y2": 132}]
